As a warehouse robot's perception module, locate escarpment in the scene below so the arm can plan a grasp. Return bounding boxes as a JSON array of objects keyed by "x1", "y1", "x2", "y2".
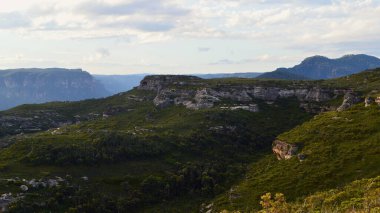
[{"x1": 138, "y1": 75, "x2": 354, "y2": 111}]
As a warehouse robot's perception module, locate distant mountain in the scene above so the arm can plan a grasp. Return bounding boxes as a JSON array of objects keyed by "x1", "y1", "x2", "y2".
[
  {"x1": 196, "y1": 72, "x2": 262, "y2": 79},
  {"x1": 256, "y1": 69, "x2": 309, "y2": 80},
  {"x1": 94, "y1": 74, "x2": 147, "y2": 94},
  {"x1": 257, "y1": 54, "x2": 380, "y2": 80},
  {"x1": 0, "y1": 68, "x2": 110, "y2": 110}
]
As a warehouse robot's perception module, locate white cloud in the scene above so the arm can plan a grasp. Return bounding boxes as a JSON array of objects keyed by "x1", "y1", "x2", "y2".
[
  {"x1": 83, "y1": 48, "x2": 111, "y2": 63},
  {"x1": 0, "y1": 0, "x2": 380, "y2": 74}
]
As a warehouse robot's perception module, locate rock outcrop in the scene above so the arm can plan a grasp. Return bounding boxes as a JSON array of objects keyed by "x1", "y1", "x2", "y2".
[
  {"x1": 138, "y1": 75, "x2": 203, "y2": 91},
  {"x1": 365, "y1": 97, "x2": 374, "y2": 107},
  {"x1": 138, "y1": 75, "x2": 350, "y2": 111},
  {"x1": 272, "y1": 140, "x2": 298, "y2": 160},
  {"x1": 337, "y1": 92, "x2": 362, "y2": 112}
]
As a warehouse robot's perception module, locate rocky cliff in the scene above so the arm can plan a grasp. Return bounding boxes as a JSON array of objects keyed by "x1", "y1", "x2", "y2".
[
  {"x1": 138, "y1": 75, "x2": 352, "y2": 112},
  {"x1": 0, "y1": 68, "x2": 110, "y2": 110}
]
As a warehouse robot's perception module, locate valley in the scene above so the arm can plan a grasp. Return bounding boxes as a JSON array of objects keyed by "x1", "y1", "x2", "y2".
[{"x1": 0, "y1": 69, "x2": 379, "y2": 212}]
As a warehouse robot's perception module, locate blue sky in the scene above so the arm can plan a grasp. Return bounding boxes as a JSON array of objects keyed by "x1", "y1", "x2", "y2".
[{"x1": 0, "y1": 0, "x2": 380, "y2": 74}]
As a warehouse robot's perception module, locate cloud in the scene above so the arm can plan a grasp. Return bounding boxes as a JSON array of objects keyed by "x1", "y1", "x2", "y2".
[
  {"x1": 2, "y1": 0, "x2": 379, "y2": 48},
  {"x1": 78, "y1": 0, "x2": 189, "y2": 17},
  {"x1": 209, "y1": 54, "x2": 291, "y2": 66},
  {"x1": 198, "y1": 47, "x2": 210, "y2": 52},
  {"x1": 83, "y1": 48, "x2": 110, "y2": 63},
  {"x1": 100, "y1": 20, "x2": 175, "y2": 32},
  {"x1": 0, "y1": 12, "x2": 31, "y2": 29},
  {"x1": 1, "y1": 0, "x2": 380, "y2": 74}
]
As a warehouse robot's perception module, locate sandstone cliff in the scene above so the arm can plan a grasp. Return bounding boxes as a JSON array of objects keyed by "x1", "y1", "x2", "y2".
[
  {"x1": 0, "y1": 68, "x2": 110, "y2": 110},
  {"x1": 138, "y1": 75, "x2": 353, "y2": 112}
]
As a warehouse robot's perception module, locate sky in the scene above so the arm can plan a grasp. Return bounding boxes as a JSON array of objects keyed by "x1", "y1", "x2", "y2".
[{"x1": 0, "y1": 0, "x2": 380, "y2": 75}]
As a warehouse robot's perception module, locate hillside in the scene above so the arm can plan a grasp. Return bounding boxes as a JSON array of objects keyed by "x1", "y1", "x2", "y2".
[
  {"x1": 257, "y1": 54, "x2": 380, "y2": 80},
  {"x1": 212, "y1": 103, "x2": 380, "y2": 211},
  {"x1": 0, "y1": 68, "x2": 110, "y2": 110},
  {"x1": 0, "y1": 69, "x2": 380, "y2": 212},
  {"x1": 255, "y1": 69, "x2": 309, "y2": 80}
]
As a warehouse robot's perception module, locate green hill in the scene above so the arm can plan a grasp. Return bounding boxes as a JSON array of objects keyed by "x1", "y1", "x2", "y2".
[{"x1": 212, "y1": 103, "x2": 380, "y2": 211}]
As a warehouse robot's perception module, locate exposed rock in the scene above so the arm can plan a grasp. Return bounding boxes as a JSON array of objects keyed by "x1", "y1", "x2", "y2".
[
  {"x1": 48, "y1": 179, "x2": 59, "y2": 188},
  {"x1": 272, "y1": 140, "x2": 298, "y2": 160},
  {"x1": 337, "y1": 92, "x2": 362, "y2": 112},
  {"x1": 229, "y1": 187, "x2": 241, "y2": 201},
  {"x1": 0, "y1": 193, "x2": 14, "y2": 212},
  {"x1": 137, "y1": 75, "x2": 356, "y2": 112},
  {"x1": 208, "y1": 125, "x2": 236, "y2": 133},
  {"x1": 138, "y1": 75, "x2": 202, "y2": 91},
  {"x1": 20, "y1": 185, "x2": 29, "y2": 192},
  {"x1": 220, "y1": 104, "x2": 259, "y2": 112},
  {"x1": 365, "y1": 97, "x2": 374, "y2": 107},
  {"x1": 376, "y1": 97, "x2": 380, "y2": 105}
]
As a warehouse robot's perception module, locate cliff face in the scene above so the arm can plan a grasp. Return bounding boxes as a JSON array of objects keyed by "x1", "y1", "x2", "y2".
[
  {"x1": 138, "y1": 75, "x2": 351, "y2": 111},
  {"x1": 0, "y1": 68, "x2": 110, "y2": 110}
]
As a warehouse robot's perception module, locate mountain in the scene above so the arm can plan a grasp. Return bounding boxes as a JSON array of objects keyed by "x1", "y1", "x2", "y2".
[
  {"x1": 0, "y1": 68, "x2": 110, "y2": 110},
  {"x1": 1, "y1": 69, "x2": 380, "y2": 212},
  {"x1": 255, "y1": 69, "x2": 309, "y2": 80},
  {"x1": 257, "y1": 54, "x2": 380, "y2": 80}
]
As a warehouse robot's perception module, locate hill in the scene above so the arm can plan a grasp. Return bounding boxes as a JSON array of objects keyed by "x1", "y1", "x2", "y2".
[
  {"x1": 255, "y1": 69, "x2": 309, "y2": 80},
  {"x1": 0, "y1": 69, "x2": 380, "y2": 212},
  {"x1": 0, "y1": 68, "x2": 110, "y2": 110},
  {"x1": 257, "y1": 54, "x2": 380, "y2": 80}
]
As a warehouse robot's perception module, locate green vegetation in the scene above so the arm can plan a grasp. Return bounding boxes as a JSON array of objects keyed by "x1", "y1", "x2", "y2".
[
  {"x1": 213, "y1": 104, "x2": 380, "y2": 211},
  {"x1": 222, "y1": 175, "x2": 380, "y2": 213},
  {"x1": 0, "y1": 88, "x2": 311, "y2": 212},
  {"x1": 1, "y1": 69, "x2": 380, "y2": 212}
]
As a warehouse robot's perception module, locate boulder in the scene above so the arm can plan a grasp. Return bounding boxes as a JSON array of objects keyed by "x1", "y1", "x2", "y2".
[
  {"x1": 20, "y1": 185, "x2": 28, "y2": 192},
  {"x1": 337, "y1": 92, "x2": 361, "y2": 112},
  {"x1": 272, "y1": 140, "x2": 298, "y2": 160}
]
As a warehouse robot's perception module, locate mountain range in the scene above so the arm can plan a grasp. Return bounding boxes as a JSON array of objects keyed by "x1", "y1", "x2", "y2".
[
  {"x1": 0, "y1": 54, "x2": 380, "y2": 111},
  {"x1": 257, "y1": 54, "x2": 380, "y2": 80}
]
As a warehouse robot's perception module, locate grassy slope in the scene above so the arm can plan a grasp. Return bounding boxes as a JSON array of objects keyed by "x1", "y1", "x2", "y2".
[
  {"x1": 213, "y1": 104, "x2": 380, "y2": 211},
  {"x1": 288, "y1": 175, "x2": 380, "y2": 212}
]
